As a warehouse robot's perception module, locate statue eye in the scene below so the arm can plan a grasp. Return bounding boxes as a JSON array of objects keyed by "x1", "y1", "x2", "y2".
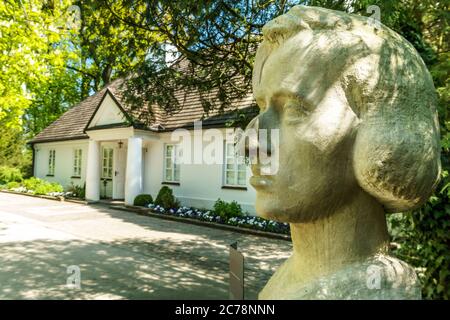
[{"x1": 283, "y1": 100, "x2": 310, "y2": 123}]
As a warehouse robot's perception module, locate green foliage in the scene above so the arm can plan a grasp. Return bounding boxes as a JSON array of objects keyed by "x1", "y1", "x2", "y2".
[
  {"x1": 33, "y1": 182, "x2": 63, "y2": 195},
  {"x1": 0, "y1": 0, "x2": 79, "y2": 129},
  {"x1": 67, "y1": 183, "x2": 85, "y2": 199},
  {"x1": 154, "y1": 186, "x2": 179, "y2": 209},
  {"x1": 74, "y1": 0, "x2": 157, "y2": 97},
  {"x1": 133, "y1": 194, "x2": 153, "y2": 207},
  {"x1": 388, "y1": 169, "x2": 450, "y2": 300},
  {"x1": 0, "y1": 166, "x2": 23, "y2": 184},
  {"x1": 6, "y1": 181, "x2": 20, "y2": 189},
  {"x1": 0, "y1": 126, "x2": 32, "y2": 177},
  {"x1": 213, "y1": 198, "x2": 244, "y2": 221},
  {"x1": 1, "y1": 0, "x2": 154, "y2": 178},
  {"x1": 22, "y1": 177, "x2": 43, "y2": 191},
  {"x1": 21, "y1": 177, "x2": 63, "y2": 195}
]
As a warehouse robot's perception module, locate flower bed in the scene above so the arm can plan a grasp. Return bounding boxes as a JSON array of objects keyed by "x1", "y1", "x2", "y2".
[
  {"x1": 1, "y1": 177, "x2": 74, "y2": 198},
  {"x1": 6, "y1": 186, "x2": 73, "y2": 198},
  {"x1": 148, "y1": 204, "x2": 290, "y2": 235}
]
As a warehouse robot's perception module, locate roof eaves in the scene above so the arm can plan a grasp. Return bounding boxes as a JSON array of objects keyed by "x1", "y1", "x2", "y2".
[{"x1": 28, "y1": 135, "x2": 89, "y2": 145}]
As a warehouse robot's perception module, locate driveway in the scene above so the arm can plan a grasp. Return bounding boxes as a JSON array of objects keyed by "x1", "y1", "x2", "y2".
[{"x1": 0, "y1": 192, "x2": 291, "y2": 299}]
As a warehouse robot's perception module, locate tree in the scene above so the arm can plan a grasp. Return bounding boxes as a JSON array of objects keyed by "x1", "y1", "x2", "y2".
[
  {"x1": 0, "y1": 0, "x2": 81, "y2": 174},
  {"x1": 71, "y1": 0, "x2": 161, "y2": 98},
  {"x1": 0, "y1": 0, "x2": 77, "y2": 130},
  {"x1": 0, "y1": 126, "x2": 31, "y2": 176},
  {"x1": 103, "y1": 0, "x2": 352, "y2": 118}
]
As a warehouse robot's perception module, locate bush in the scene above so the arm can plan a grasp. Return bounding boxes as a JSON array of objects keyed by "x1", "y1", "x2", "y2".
[
  {"x1": 213, "y1": 198, "x2": 244, "y2": 221},
  {"x1": 387, "y1": 168, "x2": 450, "y2": 300},
  {"x1": 34, "y1": 181, "x2": 63, "y2": 195},
  {"x1": 154, "y1": 186, "x2": 179, "y2": 209},
  {"x1": 134, "y1": 194, "x2": 153, "y2": 207},
  {"x1": 20, "y1": 177, "x2": 63, "y2": 195},
  {"x1": 22, "y1": 177, "x2": 42, "y2": 191},
  {"x1": 6, "y1": 181, "x2": 20, "y2": 189},
  {"x1": 0, "y1": 166, "x2": 23, "y2": 184},
  {"x1": 67, "y1": 183, "x2": 85, "y2": 199}
]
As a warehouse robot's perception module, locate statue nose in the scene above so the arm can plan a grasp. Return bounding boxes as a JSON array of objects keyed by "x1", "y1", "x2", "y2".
[
  {"x1": 235, "y1": 105, "x2": 279, "y2": 162},
  {"x1": 235, "y1": 115, "x2": 259, "y2": 162}
]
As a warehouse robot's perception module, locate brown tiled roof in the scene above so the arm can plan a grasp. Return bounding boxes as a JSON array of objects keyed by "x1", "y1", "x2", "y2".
[{"x1": 30, "y1": 77, "x2": 258, "y2": 144}]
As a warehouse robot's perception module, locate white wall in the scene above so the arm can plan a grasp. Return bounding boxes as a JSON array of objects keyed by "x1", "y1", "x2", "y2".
[
  {"x1": 33, "y1": 129, "x2": 257, "y2": 214},
  {"x1": 143, "y1": 130, "x2": 256, "y2": 214},
  {"x1": 34, "y1": 139, "x2": 89, "y2": 190}
]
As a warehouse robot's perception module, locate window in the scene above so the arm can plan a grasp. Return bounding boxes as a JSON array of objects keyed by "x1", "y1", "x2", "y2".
[
  {"x1": 73, "y1": 149, "x2": 82, "y2": 177},
  {"x1": 48, "y1": 149, "x2": 55, "y2": 175},
  {"x1": 102, "y1": 147, "x2": 113, "y2": 179},
  {"x1": 224, "y1": 142, "x2": 246, "y2": 186},
  {"x1": 164, "y1": 144, "x2": 180, "y2": 182}
]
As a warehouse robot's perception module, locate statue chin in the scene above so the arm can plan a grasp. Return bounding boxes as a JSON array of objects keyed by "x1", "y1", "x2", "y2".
[{"x1": 256, "y1": 206, "x2": 310, "y2": 224}]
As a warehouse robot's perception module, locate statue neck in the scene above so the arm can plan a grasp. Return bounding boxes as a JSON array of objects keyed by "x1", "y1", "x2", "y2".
[{"x1": 289, "y1": 190, "x2": 389, "y2": 282}]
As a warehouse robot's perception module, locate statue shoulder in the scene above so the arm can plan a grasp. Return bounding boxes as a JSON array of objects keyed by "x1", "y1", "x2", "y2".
[{"x1": 260, "y1": 254, "x2": 421, "y2": 300}]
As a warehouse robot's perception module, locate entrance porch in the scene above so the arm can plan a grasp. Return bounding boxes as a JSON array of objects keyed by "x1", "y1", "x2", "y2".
[{"x1": 84, "y1": 127, "x2": 157, "y2": 204}]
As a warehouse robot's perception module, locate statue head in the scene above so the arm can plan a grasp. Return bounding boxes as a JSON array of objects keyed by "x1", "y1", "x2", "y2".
[{"x1": 249, "y1": 5, "x2": 441, "y2": 223}]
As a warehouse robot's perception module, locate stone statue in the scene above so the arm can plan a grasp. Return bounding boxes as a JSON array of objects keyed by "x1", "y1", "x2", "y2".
[{"x1": 246, "y1": 5, "x2": 441, "y2": 299}]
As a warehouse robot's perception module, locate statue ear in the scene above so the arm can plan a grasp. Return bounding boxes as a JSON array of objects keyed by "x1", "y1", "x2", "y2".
[{"x1": 353, "y1": 117, "x2": 441, "y2": 213}]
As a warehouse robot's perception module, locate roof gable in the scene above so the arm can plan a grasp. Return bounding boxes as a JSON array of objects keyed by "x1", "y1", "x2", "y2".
[{"x1": 85, "y1": 89, "x2": 129, "y2": 130}]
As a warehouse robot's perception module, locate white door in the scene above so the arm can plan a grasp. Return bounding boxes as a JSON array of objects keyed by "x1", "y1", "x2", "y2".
[
  {"x1": 101, "y1": 147, "x2": 114, "y2": 198},
  {"x1": 113, "y1": 147, "x2": 127, "y2": 199}
]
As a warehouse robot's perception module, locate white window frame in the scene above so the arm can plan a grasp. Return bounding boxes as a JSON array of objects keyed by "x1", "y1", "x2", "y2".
[
  {"x1": 48, "y1": 149, "x2": 55, "y2": 175},
  {"x1": 223, "y1": 142, "x2": 246, "y2": 187},
  {"x1": 73, "y1": 148, "x2": 82, "y2": 177},
  {"x1": 163, "y1": 144, "x2": 180, "y2": 183},
  {"x1": 101, "y1": 147, "x2": 113, "y2": 179}
]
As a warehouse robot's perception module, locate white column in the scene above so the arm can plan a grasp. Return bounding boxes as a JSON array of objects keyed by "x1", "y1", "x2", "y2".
[
  {"x1": 125, "y1": 136, "x2": 143, "y2": 204},
  {"x1": 85, "y1": 139, "x2": 100, "y2": 201}
]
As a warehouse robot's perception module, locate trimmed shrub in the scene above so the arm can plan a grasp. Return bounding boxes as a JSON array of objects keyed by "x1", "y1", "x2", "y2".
[
  {"x1": 134, "y1": 194, "x2": 153, "y2": 207},
  {"x1": 213, "y1": 198, "x2": 244, "y2": 221},
  {"x1": 154, "y1": 186, "x2": 179, "y2": 209},
  {"x1": 0, "y1": 166, "x2": 23, "y2": 184}
]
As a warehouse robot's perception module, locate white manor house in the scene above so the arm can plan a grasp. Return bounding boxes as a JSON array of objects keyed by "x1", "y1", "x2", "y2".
[{"x1": 30, "y1": 77, "x2": 258, "y2": 213}]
